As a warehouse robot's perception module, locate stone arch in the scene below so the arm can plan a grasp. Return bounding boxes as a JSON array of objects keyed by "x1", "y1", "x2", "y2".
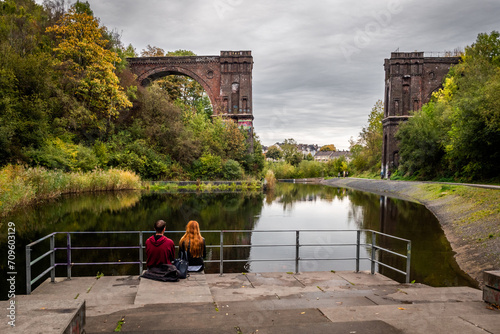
[
  {"x1": 425, "y1": 85, "x2": 443, "y2": 101},
  {"x1": 137, "y1": 66, "x2": 218, "y2": 110},
  {"x1": 127, "y1": 51, "x2": 255, "y2": 148}
]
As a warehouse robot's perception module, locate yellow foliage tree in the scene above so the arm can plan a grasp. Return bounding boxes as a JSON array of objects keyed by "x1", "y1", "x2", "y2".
[
  {"x1": 319, "y1": 144, "x2": 337, "y2": 152},
  {"x1": 46, "y1": 6, "x2": 131, "y2": 123}
]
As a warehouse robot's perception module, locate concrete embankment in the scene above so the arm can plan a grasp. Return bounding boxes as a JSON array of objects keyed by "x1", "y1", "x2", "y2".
[
  {"x1": 3, "y1": 271, "x2": 499, "y2": 333},
  {"x1": 320, "y1": 177, "x2": 500, "y2": 287}
]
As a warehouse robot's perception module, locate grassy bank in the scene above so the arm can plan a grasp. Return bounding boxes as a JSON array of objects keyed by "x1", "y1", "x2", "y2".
[
  {"x1": 409, "y1": 183, "x2": 500, "y2": 240},
  {"x1": 144, "y1": 180, "x2": 262, "y2": 192},
  {"x1": 0, "y1": 165, "x2": 141, "y2": 216}
]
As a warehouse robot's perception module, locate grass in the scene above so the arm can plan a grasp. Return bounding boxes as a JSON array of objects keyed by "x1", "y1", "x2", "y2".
[
  {"x1": 145, "y1": 180, "x2": 262, "y2": 192},
  {"x1": 114, "y1": 317, "x2": 125, "y2": 332},
  {"x1": 0, "y1": 165, "x2": 141, "y2": 216}
]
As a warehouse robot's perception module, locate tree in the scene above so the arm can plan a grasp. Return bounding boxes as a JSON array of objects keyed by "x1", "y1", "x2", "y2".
[
  {"x1": 396, "y1": 102, "x2": 447, "y2": 177},
  {"x1": 349, "y1": 100, "x2": 384, "y2": 173},
  {"x1": 266, "y1": 145, "x2": 282, "y2": 160},
  {"x1": 281, "y1": 139, "x2": 302, "y2": 166},
  {"x1": 140, "y1": 44, "x2": 166, "y2": 57},
  {"x1": 320, "y1": 144, "x2": 336, "y2": 151},
  {"x1": 396, "y1": 31, "x2": 500, "y2": 180},
  {"x1": 443, "y1": 31, "x2": 500, "y2": 179},
  {"x1": 46, "y1": 4, "x2": 132, "y2": 134}
]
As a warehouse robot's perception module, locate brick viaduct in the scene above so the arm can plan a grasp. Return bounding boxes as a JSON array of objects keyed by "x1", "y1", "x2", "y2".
[
  {"x1": 382, "y1": 52, "x2": 460, "y2": 177},
  {"x1": 127, "y1": 50, "x2": 254, "y2": 141}
]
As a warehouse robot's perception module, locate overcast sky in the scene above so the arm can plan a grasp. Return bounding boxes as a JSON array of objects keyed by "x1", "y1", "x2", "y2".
[{"x1": 39, "y1": 0, "x2": 500, "y2": 149}]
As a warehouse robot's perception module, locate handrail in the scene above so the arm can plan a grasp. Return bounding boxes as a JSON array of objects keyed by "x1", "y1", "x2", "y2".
[{"x1": 25, "y1": 229, "x2": 411, "y2": 294}]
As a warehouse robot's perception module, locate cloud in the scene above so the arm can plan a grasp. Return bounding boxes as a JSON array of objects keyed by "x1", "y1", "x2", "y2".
[{"x1": 39, "y1": 0, "x2": 500, "y2": 149}]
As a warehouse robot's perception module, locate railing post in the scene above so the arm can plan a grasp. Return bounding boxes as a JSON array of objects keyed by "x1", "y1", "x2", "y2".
[
  {"x1": 370, "y1": 231, "x2": 376, "y2": 275},
  {"x1": 295, "y1": 230, "x2": 300, "y2": 274},
  {"x1": 139, "y1": 231, "x2": 144, "y2": 275},
  {"x1": 406, "y1": 240, "x2": 412, "y2": 283},
  {"x1": 26, "y1": 246, "x2": 31, "y2": 295},
  {"x1": 219, "y1": 231, "x2": 224, "y2": 276},
  {"x1": 50, "y1": 234, "x2": 55, "y2": 283},
  {"x1": 356, "y1": 230, "x2": 360, "y2": 273},
  {"x1": 67, "y1": 233, "x2": 71, "y2": 280}
]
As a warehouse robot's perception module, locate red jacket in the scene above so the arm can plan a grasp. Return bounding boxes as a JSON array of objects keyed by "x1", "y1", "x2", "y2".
[{"x1": 145, "y1": 235, "x2": 175, "y2": 268}]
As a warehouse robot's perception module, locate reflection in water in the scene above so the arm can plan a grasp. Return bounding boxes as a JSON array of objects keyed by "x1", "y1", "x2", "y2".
[
  {"x1": 0, "y1": 183, "x2": 475, "y2": 299},
  {"x1": 248, "y1": 183, "x2": 474, "y2": 288}
]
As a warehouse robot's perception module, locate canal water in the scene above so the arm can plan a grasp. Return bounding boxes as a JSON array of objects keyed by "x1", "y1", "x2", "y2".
[{"x1": 0, "y1": 183, "x2": 476, "y2": 298}]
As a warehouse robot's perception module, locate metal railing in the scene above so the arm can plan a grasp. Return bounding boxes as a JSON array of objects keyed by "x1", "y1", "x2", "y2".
[{"x1": 25, "y1": 229, "x2": 411, "y2": 294}]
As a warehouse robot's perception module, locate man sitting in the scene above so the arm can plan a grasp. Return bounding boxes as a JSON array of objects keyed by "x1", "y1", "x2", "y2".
[{"x1": 145, "y1": 220, "x2": 175, "y2": 268}]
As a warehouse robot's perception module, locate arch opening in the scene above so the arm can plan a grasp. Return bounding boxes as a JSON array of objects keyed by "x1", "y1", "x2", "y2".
[{"x1": 141, "y1": 69, "x2": 214, "y2": 116}]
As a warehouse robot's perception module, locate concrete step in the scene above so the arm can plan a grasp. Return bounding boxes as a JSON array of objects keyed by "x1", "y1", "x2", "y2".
[
  {"x1": 86, "y1": 304, "x2": 330, "y2": 333},
  {"x1": 18, "y1": 271, "x2": 500, "y2": 334},
  {"x1": 321, "y1": 301, "x2": 500, "y2": 334},
  {"x1": 86, "y1": 320, "x2": 403, "y2": 334}
]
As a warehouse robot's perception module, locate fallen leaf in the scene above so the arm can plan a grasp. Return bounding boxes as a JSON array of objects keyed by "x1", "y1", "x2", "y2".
[
  {"x1": 300, "y1": 312, "x2": 306, "y2": 314},
  {"x1": 398, "y1": 307, "x2": 406, "y2": 310}
]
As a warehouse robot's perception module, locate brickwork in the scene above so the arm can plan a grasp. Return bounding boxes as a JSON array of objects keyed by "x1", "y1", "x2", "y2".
[
  {"x1": 127, "y1": 51, "x2": 254, "y2": 144},
  {"x1": 382, "y1": 52, "x2": 460, "y2": 176}
]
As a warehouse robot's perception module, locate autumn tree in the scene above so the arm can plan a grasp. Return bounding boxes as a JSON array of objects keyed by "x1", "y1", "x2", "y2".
[
  {"x1": 320, "y1": 144, "x2": 336, "y2": 151},
  {"x1": 46, "y1": 2, "x2": 132, "y2": 135}
]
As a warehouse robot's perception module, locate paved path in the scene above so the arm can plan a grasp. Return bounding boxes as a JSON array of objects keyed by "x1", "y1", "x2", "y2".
[
  {"x1": 2, "y1": 271, "x2": 498, "y2": 333},
  {"x1": 321, "y1": 177, "x2": 500, "y2": 200}
]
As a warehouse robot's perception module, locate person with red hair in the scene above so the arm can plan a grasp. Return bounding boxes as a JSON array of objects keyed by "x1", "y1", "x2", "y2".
[{"x1": 179, "y1": 220, "x2": 206, "y2": 272}]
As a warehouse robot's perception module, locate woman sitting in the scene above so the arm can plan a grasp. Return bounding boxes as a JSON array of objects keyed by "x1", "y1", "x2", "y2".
[{"x1": 179, "y1": 220, "x2": 206, "y2": 272}]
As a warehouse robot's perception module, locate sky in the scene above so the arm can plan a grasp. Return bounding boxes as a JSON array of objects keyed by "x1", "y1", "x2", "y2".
[{"x1": 37, "y1": 0, "x2": 500, "y2": 149}]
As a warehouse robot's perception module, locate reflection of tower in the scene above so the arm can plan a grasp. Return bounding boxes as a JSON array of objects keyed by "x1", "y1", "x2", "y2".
[{"x1": 378, "y1": 196, "x2": 406, "y2": 282}]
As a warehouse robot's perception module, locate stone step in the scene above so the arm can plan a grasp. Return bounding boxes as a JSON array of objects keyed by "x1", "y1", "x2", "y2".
[
  {"x1": 86, "y1": 305, "x2": 330, "y2": 333},
  {"x1": 86, "y1": 320, "x2": 403, "y2": 334},
  {"x1": 483, "y1": 270, "x2": 500, "y2": 306},
  {"x1": 321, "y1": 301, "x2": 500, "y2": 334}
]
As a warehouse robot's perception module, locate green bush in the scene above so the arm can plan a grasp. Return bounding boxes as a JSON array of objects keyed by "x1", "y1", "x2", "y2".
[
  {"x1": 268, "y1": 161, "x2": 297, "y2": 179},
  {"x1": 297, "y1": 160, "x2": 324, "y2": 178},
  {"x1": 27, "y1": 138, "x2": 100, "y2": 172},
  {"x1": 222, "y1": 159, "x2": 243, "y2": 180},
  {"x1": 191, "y1": 153, "x2": 223, "y2": 180}
]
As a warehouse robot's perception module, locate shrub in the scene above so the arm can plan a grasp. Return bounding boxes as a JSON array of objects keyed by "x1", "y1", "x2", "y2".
[
  {"x1": 0, "y1": 165, "x2": 141, "y2": 216},
  {"x1": 222, "y1": 159, "x2": 243, "y2": 180},
  {"x1": 264, "y1": 169, "x2": 276, "y2": 189},
  {"x1": 191, "y1": 153, "x2": 223, "y2": 180}
]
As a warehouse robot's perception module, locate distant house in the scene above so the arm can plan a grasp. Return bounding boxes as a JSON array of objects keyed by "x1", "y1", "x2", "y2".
[
  {"x1": 314, "y1": 150, "x2": 352, "y2": 162},
  {"x1": 297, "y1": 144, "x2": 319, "y2": 156}
]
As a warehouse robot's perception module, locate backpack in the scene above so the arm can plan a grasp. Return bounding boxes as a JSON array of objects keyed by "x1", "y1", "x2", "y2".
[
  {"x1": 141, "y1": 264, "x2": 180, "y2": 282},
  {"x1": 173, "y1": 249, "x2": 189, "y2": 279}
]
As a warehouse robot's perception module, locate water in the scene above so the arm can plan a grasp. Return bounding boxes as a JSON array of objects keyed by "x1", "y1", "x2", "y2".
[{"x1": 0, "y1": 183, "x2": 476, "y2": 299}]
